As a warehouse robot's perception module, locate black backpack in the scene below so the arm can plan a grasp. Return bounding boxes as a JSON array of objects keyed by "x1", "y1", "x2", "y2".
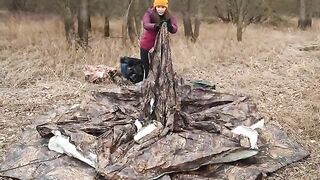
[{"x1": 120, "y1": 56, "x2": 144, "y2": 83}]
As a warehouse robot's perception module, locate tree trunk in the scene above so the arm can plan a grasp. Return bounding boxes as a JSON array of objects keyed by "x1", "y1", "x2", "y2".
[
  {"x1": 134, "y1": 0, "x2": 142, "y2": 36},
  {"x1": 10, "y1": 0, "x2": 27, "y2": 11},
  {"x1": 236, "y1": 0, "x2": 246, "y2": 42},
  {"x1": 63, "y1": 0, "x2": 75, "y2": 46},
  {"x1": 103, "y1": 0, "x2": 111, "y2": 38},
  {"x1": 298, "y1": 0, "x2": 312, "y2": 29},
  {"x1": 192, "y1": 0, "x2": 201, "y2": 42},
  {"x1": 183, "y1": 13, "x2": 193, "y2": 38},
  {"x1": 192, "y1": 17, "x2": 201, "y2": 42},
  {"x1": 134, "y1": 17, "x2": 141, "y2": 36},
  {"x1": 122, "y1": 12, "x2": 128, "y2": 45},
  {"x1": 78, "y1": 0, "x2": 89, "y2": 48},
  {"x1": 122, "y1": 0, "x2": 136, "y2": 45},
  {"x1": 128, "y1": 16, "x2": 136, "y2": 44},
  {"x1": 306, "y1": 0, "x2": 313, "y2": 27},
  {"x1": 183, "y1": 0, "x2": 193, "y2": 38},
  {"x1": 104, "y1": 16, "x2": 110, "y2": 37},
  {"x1": 127, "y1": 0, "x2": 137, "y2": 44},
  {"x1": 298, "y1": 0, "x2": 307, "y2": 29},
  {"x1": 236, "y1": 24, "x2": 243, "y2": 42},
  {"x1": 88, "y1": 11, "x2": 92, "y2": 32}
]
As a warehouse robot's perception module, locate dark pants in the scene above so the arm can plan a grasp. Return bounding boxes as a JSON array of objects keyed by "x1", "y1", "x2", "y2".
[{"x1": 140, "y1": 48, "x2": 149, "y2": 78}]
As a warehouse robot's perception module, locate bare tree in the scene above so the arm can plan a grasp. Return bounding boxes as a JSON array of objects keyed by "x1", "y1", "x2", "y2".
[
  {"x1": 10, "y1": 0, "x2": 27, "y2": 12},
  {"x1": 222, "y1": 0, "x2": 264, "y2": 41},
  {"x1": 236, "y1": 0, "x2": 246, "y2": 41},
  {"x1": 214, "y1": 0, "x2": 233, "y2": 23},
  {"x1": 88, "y1": 10, "x2": 92, "y2": 32},
  {"x1": 61, "y1": 0, "x2": 75, "y2": 46},
  {"x1": 122, "y1": 0, "x2": 133, "y2": 45},
  {"x1": 133, "y1": 0, "x2": 143, "y2": 36},
  {"x1": 183, "y1": 0, "x2": 193, "y2": 38},
  {"x1": 298, "y1": 0, "x2": 313, "y2": 30},
  {"x1": 193, "y1": 0, "x2": 202, "y2": 42},
  {"x1": 103, "y1": 0, "x2": 111, "y2": 37},
  {"x1": 78, "y1": 0, "x2": 89, "y2": 48},
  {"x1": 104, "y1": 15, "x2": 110, "y2": 37},
  {"x1": 122, "y1": 0, "x2": 143, "y2": 45},
  {"x1": 56, "y1": 0, "x2": 76, "y2": 46},
  {"x1": 182, "y1": 0, "x2": 201, "y2": 42},
  {"x1": 127, "y1": 1, "x2": 137, "y2": 44}
]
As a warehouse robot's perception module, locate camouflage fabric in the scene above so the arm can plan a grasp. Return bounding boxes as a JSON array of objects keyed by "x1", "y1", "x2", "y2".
[
  {"x1": 140, "y1": 23, "x2": 181, "y2": 135},
  {"x1": 0, "y1": 25, "x2": 309, "y2": 180},
  {"x1": 84, "y1": 64, "x2": 131, "y2": 85}
]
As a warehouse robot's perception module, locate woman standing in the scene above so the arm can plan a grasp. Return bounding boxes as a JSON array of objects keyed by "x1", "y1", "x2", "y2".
[{"x1": 139, "y1": 0, "x2": 178, "y2": 78}]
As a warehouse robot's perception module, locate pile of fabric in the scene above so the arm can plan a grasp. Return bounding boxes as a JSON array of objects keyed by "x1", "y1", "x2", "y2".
[{"x1": 84, "y1": 65, "x2": 131, "y2": 86}]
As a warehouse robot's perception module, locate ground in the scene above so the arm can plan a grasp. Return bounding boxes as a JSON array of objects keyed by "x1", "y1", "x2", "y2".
[{"x1": 0, "y1": 14, "x2": 319, "y2": 179}]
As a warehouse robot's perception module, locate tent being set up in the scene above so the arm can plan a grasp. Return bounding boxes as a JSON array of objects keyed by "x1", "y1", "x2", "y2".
[{"x1": 0, "y1": 23, "x2": 309, "y2": 180}]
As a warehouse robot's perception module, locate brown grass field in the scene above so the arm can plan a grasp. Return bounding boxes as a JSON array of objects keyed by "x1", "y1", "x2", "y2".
[{"x1": 0, "y1": 13, "x2": 319, "y2": 179}]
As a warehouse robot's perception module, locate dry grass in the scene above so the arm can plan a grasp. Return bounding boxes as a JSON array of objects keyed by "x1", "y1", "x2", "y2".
[{"x1": 0, "y1": 13, "x2": 319, "y2": 179}]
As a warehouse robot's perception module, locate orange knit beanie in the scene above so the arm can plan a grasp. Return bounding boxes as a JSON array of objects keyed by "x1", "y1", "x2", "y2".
[{"x1": 153, "y1": 0, "x2": 168, "y2": 8}]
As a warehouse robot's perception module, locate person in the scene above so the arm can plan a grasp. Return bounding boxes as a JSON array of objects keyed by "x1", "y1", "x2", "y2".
[{"x1": 139, "y1": 0, "x2": 178, "y2": 78}]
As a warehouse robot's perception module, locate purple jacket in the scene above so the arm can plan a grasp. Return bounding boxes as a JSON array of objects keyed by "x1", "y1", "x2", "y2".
[{"x1": 140, "y1": 8, "x2": 178, "y2": 50}]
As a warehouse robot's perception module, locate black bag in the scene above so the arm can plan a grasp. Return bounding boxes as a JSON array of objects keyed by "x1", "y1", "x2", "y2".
[{"x1": 120, "y1": 56, "x2": 144, "y2": 83}]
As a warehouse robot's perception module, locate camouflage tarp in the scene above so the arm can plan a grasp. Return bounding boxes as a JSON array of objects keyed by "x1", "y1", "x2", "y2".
[
  {"x1": 84, "y1": 64, "x2": 131, "y2": 85},
  {"x1": 0, "y1": 24, "x2": 309, "y2": 180}
]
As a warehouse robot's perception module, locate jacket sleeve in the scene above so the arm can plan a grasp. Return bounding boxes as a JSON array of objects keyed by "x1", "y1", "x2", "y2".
[
  {"x1": 169, "y1": 15, "x2": 178, "y2": 34},
  {"x1": 143, "y1": 11, "x2": 156, "y2": 31}
]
